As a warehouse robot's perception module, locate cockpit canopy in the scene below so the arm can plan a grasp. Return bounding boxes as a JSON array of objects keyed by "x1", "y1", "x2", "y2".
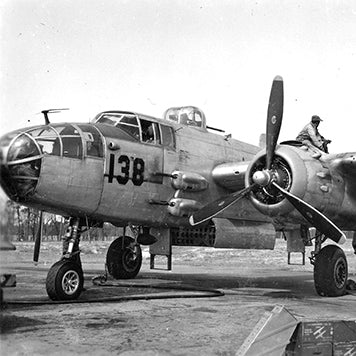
[
  {"x1": 92, "y1": 111, "x2": 175, "y2": 148},
  {"x1": 163, "y1": 106, "x2": 206, "y2": 129}
]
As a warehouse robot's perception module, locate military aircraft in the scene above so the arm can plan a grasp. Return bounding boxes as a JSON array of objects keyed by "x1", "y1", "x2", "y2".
[{"x1": 0, "y1": 76, "x2": 354, "y2": 301}]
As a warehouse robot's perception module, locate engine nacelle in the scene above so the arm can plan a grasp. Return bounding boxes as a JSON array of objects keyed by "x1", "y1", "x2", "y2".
[
  {"x1": 171, "y1": 170, "x2": 208, "y2": 191},
  {"x1": 212, "y1": 161, "x2": 249, "y2": 191},
  {"x1": 245, "y1": 144, "x2": 343, "y2": 222}
]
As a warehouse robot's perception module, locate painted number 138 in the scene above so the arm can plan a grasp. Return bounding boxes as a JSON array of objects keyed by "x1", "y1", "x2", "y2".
[{"x1": 106, "y1": 154, "x2": 145, "y2": 186}]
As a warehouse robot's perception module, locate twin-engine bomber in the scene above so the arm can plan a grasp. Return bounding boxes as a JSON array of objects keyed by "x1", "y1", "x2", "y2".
[{"x1": 1, "y1": 76, "x2": 355, "y2": 300}]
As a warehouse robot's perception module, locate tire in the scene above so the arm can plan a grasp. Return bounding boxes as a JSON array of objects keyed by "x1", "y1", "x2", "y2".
[
  {"x1": 46, "y1": 260, "x2": 84, "y2": 301},
  {"x1": 106, "y1": 236, "x2": 142, "y2": 279},
  {"x1": 314, "y1": 245, "x2": 348, "y2": 297}
]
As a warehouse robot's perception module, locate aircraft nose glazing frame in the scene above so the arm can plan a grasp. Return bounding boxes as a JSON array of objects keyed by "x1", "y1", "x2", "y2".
[{"x1": 0, "y1": 132, "x2": 43, "y2": 200}]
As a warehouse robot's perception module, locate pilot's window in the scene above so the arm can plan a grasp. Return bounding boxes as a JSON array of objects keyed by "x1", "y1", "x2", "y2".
[
  {"x1": 119, "y1": 116, "x2": 137, "y2": 125},
  {"x1": 140, "y1": 120, "x2": 161, "y2": 144},
  {"x1": 78, "y1": 124, "x2": 104, "y2": 158},
  {"x1": 160, "y1": 125, "x2": 175, "y2": 148},
  {"x1": 115, "y1": 115, "x2": 140, "y2": 140},
  {"x1": 96, "y1": 116, "x2": 116, "y2": 125},
  {"x1": 55, "y1": 125, "x2": 83, "y2": 159}
]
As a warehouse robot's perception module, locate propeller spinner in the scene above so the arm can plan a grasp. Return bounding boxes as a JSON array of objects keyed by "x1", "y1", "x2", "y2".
[{"x1": 190, "y1": 76, "x2": 346, "y2": 245}]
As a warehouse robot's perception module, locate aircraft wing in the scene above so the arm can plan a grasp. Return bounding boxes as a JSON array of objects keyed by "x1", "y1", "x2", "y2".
[{"x1": 332, "y1": 155, "x2": 356, "y2": 176}]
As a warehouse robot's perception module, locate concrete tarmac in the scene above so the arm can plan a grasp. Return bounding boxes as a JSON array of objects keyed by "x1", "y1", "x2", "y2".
[{"x1": 1, "y1": 239, "x2": 356, "y2": 355}]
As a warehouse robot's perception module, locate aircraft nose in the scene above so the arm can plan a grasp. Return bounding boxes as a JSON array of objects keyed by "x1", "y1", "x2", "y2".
[{"x1": 0, "y1": 131, "x2": 42, "y2": 201}]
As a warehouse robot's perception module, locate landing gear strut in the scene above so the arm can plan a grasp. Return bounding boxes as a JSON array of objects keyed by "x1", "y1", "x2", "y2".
[
  {"x1": 46, "y1": 217, "x2": 84, "y2": 300},
  {"x1": 311, "y1": 231, "x2": 348, "y2": 297}
]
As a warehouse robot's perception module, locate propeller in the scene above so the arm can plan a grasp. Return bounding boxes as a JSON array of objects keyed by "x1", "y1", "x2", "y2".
[
  {"x1": 189, "y1": 76, "x2": 284, "y2": 226},
  {"x1": 271, "y1": 183, "x2": 346, "y2": 244},
  {"x1": 189, "y1": 185, "x2": 255, "y2": 226},
  {"x1": 33, "y1": 211, "x2": 43, "y2": 264},
  {"x1": 266, "y1": 76, "x2": 283, "y2": 170},
  {"x1": 190, "y1": 76, "x2": 346, "y2": 245}
]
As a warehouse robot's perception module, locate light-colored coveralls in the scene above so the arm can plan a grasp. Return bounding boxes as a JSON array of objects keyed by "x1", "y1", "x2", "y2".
[{"x1": 296, "y1": 122, "x2": 324, "y2": 150}]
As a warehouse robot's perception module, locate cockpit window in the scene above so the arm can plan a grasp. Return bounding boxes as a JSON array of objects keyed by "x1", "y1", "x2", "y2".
[
  {"x1": 96, "y1": 113, "x2": 140, "y2": 140},
  {"x1": 119, "y1": 116, "x2": 137, "y2": 125},
  {"x1": 96, "y1": 116, "x2": 116, "y2": 125},
  {"x1": 116, "y1": 116, "x2": 139, "y2": 140},
  {"x1": 78, "y1": 124, "x2": 104, "y2": 158},
  {"x1": 140, "y1": 119, "x2": 161, "y2": 144},
  {"x1": 160, "y1": 125, "x2": 175, "y2": 148}
]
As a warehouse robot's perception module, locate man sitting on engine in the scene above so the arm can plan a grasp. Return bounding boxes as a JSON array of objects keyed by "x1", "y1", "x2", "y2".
[{"x1": 296, "y1": 115, "x2": 331, "y2": 153}]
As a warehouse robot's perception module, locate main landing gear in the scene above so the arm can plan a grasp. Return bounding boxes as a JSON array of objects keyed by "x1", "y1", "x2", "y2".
[
  {"x1": 311, "y1": 232, "x2": 348, "y2": 297},
  {"x1": 106, "y1": 235, "x2": 142, "y2": 279}
]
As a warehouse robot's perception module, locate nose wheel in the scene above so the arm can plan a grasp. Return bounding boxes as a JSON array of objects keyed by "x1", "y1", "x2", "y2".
[
  {"x1": 46, "y1": 259, "x2": 84, "y2": 300},
  {"x1": 46, "y1": 217, "x2": 85, "y2": 300}
]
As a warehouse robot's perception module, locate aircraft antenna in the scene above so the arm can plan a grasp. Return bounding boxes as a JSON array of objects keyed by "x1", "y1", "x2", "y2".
[{"x1": 40, "y1": 108, "x2": 69, "y2": 125}]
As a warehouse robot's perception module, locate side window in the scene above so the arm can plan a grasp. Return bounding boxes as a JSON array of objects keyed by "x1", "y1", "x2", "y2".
[
  {"x1": 140, "y1": 120, "x2": 161, "y2": 144},
  {"x1": 160, "y1": 125, "x2": 175, "y2": 148},
  {"x1": 78, "y1": 124, "x2": 104, "y2": 158},
  {"x1": 55, "y1": 125, "x2": 83, "y2": 159}
]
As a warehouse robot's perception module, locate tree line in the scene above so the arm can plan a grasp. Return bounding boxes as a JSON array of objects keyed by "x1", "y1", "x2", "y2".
[{"x1": 3, "y1": 200, "x2": 122, "y2": 242}]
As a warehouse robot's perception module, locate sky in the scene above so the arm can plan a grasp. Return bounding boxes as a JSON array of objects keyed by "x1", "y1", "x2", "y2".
[{"x1": 1, "y1": 0, "x2": 356, "y2": 153}]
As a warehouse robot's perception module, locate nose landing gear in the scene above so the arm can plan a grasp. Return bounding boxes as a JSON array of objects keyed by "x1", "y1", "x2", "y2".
[
  {"x1": 46, "y1": 217, "x2": 84, "y2": 301},
  {"x1": 46, "y1": 259, "x2": 84, "y2": 300}
]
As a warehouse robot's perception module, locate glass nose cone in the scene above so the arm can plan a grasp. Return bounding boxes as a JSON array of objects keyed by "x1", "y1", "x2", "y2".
[{"x1": 0, "y1": 132, "x2": 42, "y2": 201}]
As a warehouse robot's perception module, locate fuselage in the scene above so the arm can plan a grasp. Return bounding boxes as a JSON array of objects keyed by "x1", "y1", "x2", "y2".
[{"x1": 0, "y1": 109, "x2": 267, "y2": 228}]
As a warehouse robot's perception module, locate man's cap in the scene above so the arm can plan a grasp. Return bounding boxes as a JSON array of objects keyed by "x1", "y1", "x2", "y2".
[{"x1": 311, "y1": 115, "x2": 323, "y2": 122}]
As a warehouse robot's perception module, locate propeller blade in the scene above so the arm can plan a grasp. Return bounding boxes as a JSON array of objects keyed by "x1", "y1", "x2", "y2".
[
  {"x1": 33, "y1": 211, "x2": 43, "y2": 263},
  {"x1": 189, "y1": 185, "x2": 255, "y2": 226},
  {"x1": 272, "y1": 182, "x2": 346, "y2": 244},
  {"x1": 266, "y1": 76, "x2": 284, "y2": 170}
]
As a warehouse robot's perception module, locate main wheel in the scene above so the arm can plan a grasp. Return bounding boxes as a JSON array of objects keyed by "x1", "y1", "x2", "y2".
[
  {"x1": 106, "y1": 236, "x2": 142, "y2": 279},
  {"x1": 46, "y1": 260, "x2": 84, "y2": 300},
  {"x1": 314, "y1": 245, "x2": 348, "y2": 297}
]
